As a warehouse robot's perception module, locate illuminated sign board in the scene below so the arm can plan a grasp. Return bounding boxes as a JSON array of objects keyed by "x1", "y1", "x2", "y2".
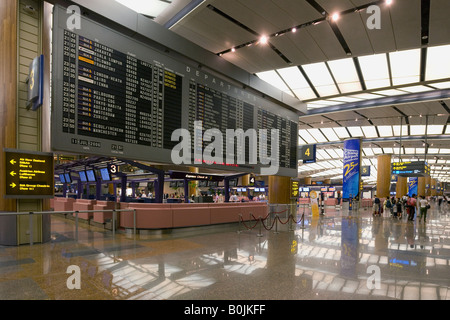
[
  {"x1": 391, "y1": 161, "x2": 430, "y2": 177},
  {"x1": 298, "y1": 145, "x2": 316, "y2": 164},
  {"x1": 169, "y1": 171, "x2": 224, "y2": 181},
  {"x1": 4, "y1": 149, "x2": 54, "y2": 198},
  {"x1": 361, "y1": 166, "x2": 371, "y2": 177},
  {"x1": 291, "y1": 180, "x2": 299, "y2": 198}
]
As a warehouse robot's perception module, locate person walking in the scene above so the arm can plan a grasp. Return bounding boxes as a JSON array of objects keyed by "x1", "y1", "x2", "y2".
[
  {"x1": 407, "y1": 195, "x2": 417, "y2": 221},
  {"x1": 419, "y1": 196, "x2": 429, "y2": 223}
]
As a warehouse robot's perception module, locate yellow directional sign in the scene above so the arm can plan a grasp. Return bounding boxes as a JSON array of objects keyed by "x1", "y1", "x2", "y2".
[{"x1": 4, "y1": 149, "x2": 54, "y2": 198}]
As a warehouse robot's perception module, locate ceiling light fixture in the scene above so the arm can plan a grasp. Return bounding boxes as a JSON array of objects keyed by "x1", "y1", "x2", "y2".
[
  {"x1": 259, "y1": 35, "x2": 268, "y2": 45},
  {"x1": 386, "y1": 0, "x2": 393, "y2": 5},
  {"x1": 331, "y1": 13, "x2": 340, "y2": 22},
  {"x1": 292, "y1": 27, "x2": 297, "y2": 33}
]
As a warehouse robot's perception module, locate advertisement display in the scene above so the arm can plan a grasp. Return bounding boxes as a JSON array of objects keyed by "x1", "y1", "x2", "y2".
[
  {"x1": 408, "y1": 177, "x2": 418, "y2": 197},
  {"x1": 342, "y1": 139, "x2": 361, "y2": 200},
  {"x1": 310, "y1": 190, "x2": 319, "y2": 217}
]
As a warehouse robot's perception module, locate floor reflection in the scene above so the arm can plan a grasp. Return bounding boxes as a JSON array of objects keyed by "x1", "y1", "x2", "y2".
[{"x1": 0, "y1": 205, "x2": 449, "y2": 300}]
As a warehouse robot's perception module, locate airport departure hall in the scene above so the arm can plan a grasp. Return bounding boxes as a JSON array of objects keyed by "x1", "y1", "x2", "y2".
[{"x1": 0, "y1": 0, "x2": 450, "y2": 303}]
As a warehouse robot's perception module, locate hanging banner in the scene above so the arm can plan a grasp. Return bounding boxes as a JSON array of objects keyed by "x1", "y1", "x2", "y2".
[
  {"x1": 342, "y1": 139, "x2": 361, "y2": 200},
  {"x1": 408, "y1": 177, "x2": 418, "y2": 197}
]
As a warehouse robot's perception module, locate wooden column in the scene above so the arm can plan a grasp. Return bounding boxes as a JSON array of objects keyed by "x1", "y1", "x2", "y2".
[
  {"x1": 395, "y1": 176, "x2": 407, "y2": 198},
  {"x1": 304, "y1": 177, "x2": 312, "y2": 185},
  {"x1": 268, "y1": 176, "x2": 290, "y2": 204},
  {"x1": 376, "y1": 154, "x2": 391, "y2": 198},
  {"x1": 188, "y1": 167, "x2": 198, "y2": 197},
  {"x1": 425, "y1": 176, "x2": 431, "y2": 196},
  {"x1": 431, "y1": 179, "x2": 437, "y2": 196},
  {"x1": 0, "y1": 0, "x2": 18, "y2": 212},
  {"x1": 417, "y1": 177, "x2": 426, "y2": 198}
]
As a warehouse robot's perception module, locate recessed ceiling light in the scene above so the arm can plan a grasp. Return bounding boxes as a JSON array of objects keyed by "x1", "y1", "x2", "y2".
[{"x1": 331, "y1": 13, "x2": 340, "y2": 22}]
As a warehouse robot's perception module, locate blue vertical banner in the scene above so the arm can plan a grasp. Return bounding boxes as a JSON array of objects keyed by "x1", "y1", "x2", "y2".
[
  {"x1": 343, "y1": 139, "x2": 361, "y2": 200},
  {"x1": 408, "y1": 177, "x2": 418, "y2": 197}
]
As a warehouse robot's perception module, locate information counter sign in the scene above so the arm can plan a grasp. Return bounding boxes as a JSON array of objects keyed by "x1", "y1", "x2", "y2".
[{"x1": 4, "y1": 149, "x2": 54, "y2": 199}]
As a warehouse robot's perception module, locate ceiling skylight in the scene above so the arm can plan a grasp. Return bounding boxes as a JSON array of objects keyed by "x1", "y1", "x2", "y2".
[
  {"x1": 327, "y1": 58, "x2": 362, "y2": 93},
  {"x1": 276, "y1": 67, "x2": 317, "y2": 100},
  {"x1": 116, "y1": 0, "x2": 172, "y2": 18},
  {"x1": 358, "y1": 53, "x2": 391, "y2": 89},
  {"x1": 389, "y1": 49, "x2": 421, "y2": 85},
  {"x1": 426, "y1": 45, "x2": 450, "y2": 81},
  {"x1": 302, "y1": 63, "x2": 340, "y2": 97}
]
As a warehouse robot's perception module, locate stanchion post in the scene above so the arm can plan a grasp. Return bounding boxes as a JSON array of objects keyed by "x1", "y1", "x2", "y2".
[
  {"x1": 274, "y1": 214, "x2": 279, "y2": 234},
  {"x1": 112, "y1": 210, "x2": 116, "y2": 238},
  {"x1": 133, "y1": 209, "x2": 137, "y2": 236},
  {"x1": 237, "y1": 214, "x2": 242, "y2": 234},
  {"x1": 75, "y1": 211, "x2": 79, "y2": 241},
  {"x1": 257, "y1": 216, "x2": 263, "y2": 237},
  {"x1": 29, "y1": 212, "x2": 33, "y2": 246}
]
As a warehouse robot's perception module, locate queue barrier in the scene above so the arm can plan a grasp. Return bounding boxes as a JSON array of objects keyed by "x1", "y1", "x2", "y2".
[
  {"x1": 0, "y1": 209, "x2": 137, "y2": 246},
  {"x1": 238, "y1": 207, "x2": 306, "y2": 236}
]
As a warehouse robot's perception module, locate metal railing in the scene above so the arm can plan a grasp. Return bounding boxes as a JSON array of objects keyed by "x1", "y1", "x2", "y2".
[{"x1": 0, "y1": 209, "x2": 136, "y2": 245}]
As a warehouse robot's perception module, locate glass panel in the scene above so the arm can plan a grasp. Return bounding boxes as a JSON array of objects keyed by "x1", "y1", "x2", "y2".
[
  {"x1": 320, "y1": 128, "x2": 340, "y2": 141},
  {"x1": 327, "y1": 58, "x2": 363, "y2": 93},
  {"x1": 333, "y1": 127, "x2": 350, "y2": 139},
  {"x1": 277, "y1": 67, "x2": 317, "y2": 100},
  {"x1": 377, "y1": 126, "x2": 393, "y2": 137},
  {"x1": 358, "y1": 54, "x2": 391, "y2": 89},
  {"x1": 389, "y1": 49, "x2": 421, "y2": 85},
  {"x1": 298, "y1": 129, "x2": 317, "y2": 144},
  {"x1": 392, "y1": 125, "x2": 408, "y2": 136},
  {"x1": 426, "y1": 125, "x2": 444, "y2": 135},
  {"x1": 308, "y1": 129, "x2": 328, "y2": 143},
  {"x1": 302, "y1": 62, "x2": 340, "y2": 97},
  {"x1": 361, "y1": 126, "x2": 378, "y2": 138},
  {"x1": 426, "y1": 45, "x2": 450, "y2": 81},
  {"x1": 347, "y1": 126, "x2": 364, "y2": 137},
  {"x1": 410, "y1": 125, "x2": 426, "y2": 135},
  {"x1": 256, "y1": 70, "x2": 290, "y2": 92}
]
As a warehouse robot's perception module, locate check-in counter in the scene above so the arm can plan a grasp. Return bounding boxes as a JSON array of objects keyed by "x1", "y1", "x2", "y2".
[
  {"x1": 72, "y1": 199, "x2": 97, "y2": 220},
  {"x1": 92, "y1": 200, "x2": 117, "y2": 224},
  {"x1": 53, "y1": 197, "x2": 76, "y2": 213},
  {"x1": 118, "y1": 202, "x2": 268, "y2": 230}
]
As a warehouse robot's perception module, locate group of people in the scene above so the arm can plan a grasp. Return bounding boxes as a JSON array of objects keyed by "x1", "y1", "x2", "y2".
[{"x1": 373, "y1": 194, "x2": 432, "y2": 222}]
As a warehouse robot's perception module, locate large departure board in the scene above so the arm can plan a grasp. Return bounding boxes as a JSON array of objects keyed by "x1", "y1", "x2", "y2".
[{"x1": 52, "y1": 6, "x2": 298, "y2": 176}]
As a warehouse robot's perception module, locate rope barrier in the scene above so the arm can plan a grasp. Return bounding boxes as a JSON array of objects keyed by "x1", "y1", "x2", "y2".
[{"x1": 239, "y1": 211, "x2": 305, "y2": 233}]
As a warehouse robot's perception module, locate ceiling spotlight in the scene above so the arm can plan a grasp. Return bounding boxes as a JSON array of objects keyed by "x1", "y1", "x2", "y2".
[
  {"x1": 331, "y1": 13, "x2": 340, "y2": 22},
  {"x1": 231, "y1": 47, "x2": 236, "y2": 52},
  {"x1": 386, "y1": 0, "x2": 393, "y2": 5},
  {"x1": 292, "y1": 27, "x2": 297, "y2": 33},
  {"x1": 260, "y1": 35, "x2": 268, "y2": 45}
]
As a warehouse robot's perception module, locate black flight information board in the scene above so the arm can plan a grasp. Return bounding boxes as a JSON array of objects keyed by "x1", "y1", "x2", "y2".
[
  {"x1": 391, "y1": 161, "x2": 431, "y2": 177},
  {"x1": 51, "y1": 6, "x2": 298, "y2": 176}
]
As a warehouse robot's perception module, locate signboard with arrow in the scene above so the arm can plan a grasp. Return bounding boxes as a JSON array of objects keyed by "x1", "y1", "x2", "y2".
[{"x1": 4, "y1": 149, "x2": 54, "y2": 198}]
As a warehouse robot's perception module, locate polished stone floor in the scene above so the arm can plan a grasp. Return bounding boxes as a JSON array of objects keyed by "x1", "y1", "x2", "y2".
[{"x1": 0, "y1": 203, "x2": 449, "y2": 300}]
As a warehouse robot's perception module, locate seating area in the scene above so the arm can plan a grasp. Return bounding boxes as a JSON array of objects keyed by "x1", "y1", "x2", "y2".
[{"x1": 51, "y1": 197, "x2": 268, "y2": 230}]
